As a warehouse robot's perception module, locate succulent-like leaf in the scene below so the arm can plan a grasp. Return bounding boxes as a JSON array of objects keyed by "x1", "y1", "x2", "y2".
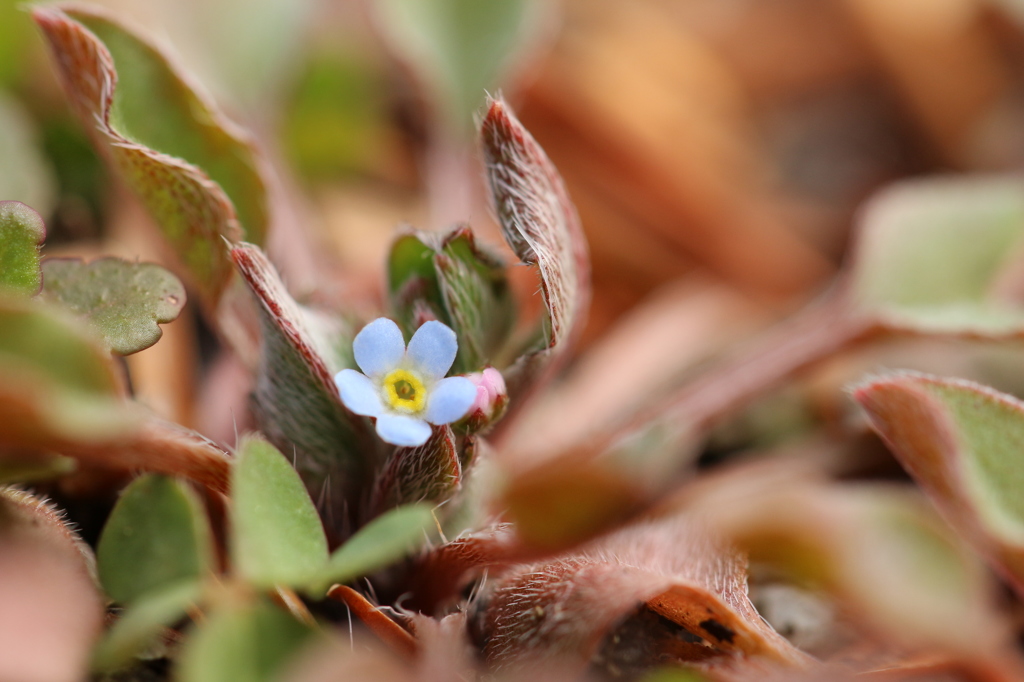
[
  {"x1": 481, "y1": 99, "x2": 590, "y2": 397},
  {"x1": 40, "y1": 257, "x2": 186, "y2": 355},
  {"x1": 0, "y1": 488, "x2": 103, "y2": 682},
  {"x1": 97, "y1": 474, "x2": 214, "y2": 605},
  {"x1": 177, "y1": 600, "x2": 316, "y2": 682},
  {"x1": 232, "y1": 244, "x2": 369, "y2": 511},
  {"x1": 471, "y1": 515, "x2": 805, "y2": 676},
  {"x1": 33, "y1": 6, "x2": 268, "y2": 308},
  {"x1": 0, "y1": 201, "x2": 45, "y2": 296},
  {"x1": 91, "y1": 579, "x2": 203, "y2": 672},
  {"x1": 854, "y1": 372, "x2": 1024, "y2": 597},
  {"x1": 231, "y1": 435, "x2": 329, "y2": 589},
  {"x1": 312, "y1": 503, "x2": 435, "y2": 594},
  {"x1": 849, "y1": 177, "x2": 1024, "y2": 335},
  {"x1": 371, "y1": 426, "x2": 460, "y2": 515},
  {"x1": 373, "y1": 0, "x2": 539, "y2": 132}
]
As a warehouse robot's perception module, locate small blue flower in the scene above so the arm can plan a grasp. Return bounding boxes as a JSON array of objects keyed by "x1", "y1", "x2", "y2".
[{"x1": 334, "y1": 318, "x2": 477, "y2": 447}]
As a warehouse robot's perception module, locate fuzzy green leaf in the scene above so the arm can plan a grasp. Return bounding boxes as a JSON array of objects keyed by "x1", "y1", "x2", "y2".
[
  {"x1": 388, "y1": 227, "x2": 514, "y2": 373},
  {"x1": 0, "y1": 201, "x2": 45, "y2": 296},
  {"x1": 40, "y1": 257, "x2": 186, "y2": 355},
  {"x1": 33, "y1": 7, "x2": 268, "y2": 308},
  {"x1": 97, "y1": 474, "x2": 213, "y2": 605},
  {"x1": 374, "y1": 0, "x2": 538, "y2": 132},
  {"x1": 481, "y1": 99, "x2": 590, "y2": 397},
  {"x1": 855, "y1": 372, "x2": 1024, "y2": 597},
  {"x1": 232, "y1": 244, "x2": 369, "y2": 515},
  {"x1": 231, "y1": 435, "x2": 329, "y2": 589},
  {"x1": 91, "y1": 579, "x2": 203, "y2": 672},
  {"x1": 177, "y1": 601, "x2": 315, "y2": 682},
  {"x1": 850, "y1": 177, "x2": 1024, "y2": 335},
  {"x1": 311, "y1": 503, "x2": 435, "y2": 594}
]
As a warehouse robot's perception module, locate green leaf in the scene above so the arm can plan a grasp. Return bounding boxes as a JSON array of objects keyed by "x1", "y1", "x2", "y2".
[
  {"x1": 0, "y1": 452, "x2": 76, "y2": 484},
  {"x1": 374, "y1": 0, "x2": 539, "y2": 132},
  {"x1": 0, "y1": 299, "x2": 140, "y2": 446},
  {"x1": 0, "y1": 96, "x2": 56, "y2": 217},
  {"x1": 311, "y1": 503, "x2": 435, "y2": 594},
  {"x1": 0, "y1": 201, "x2": 45, "y2": 296},
  {"x1": 481, "y1": 99, "x2": 590, "y2": 397},
  {"x1": 176, "y1": 600, "x2": 316, "y2": 682},
  {"x1": 849, "y1": 177, "x2": 1024, "y2": 335},
  {"x1": 854, "y1": 372, "x2": 1024, "y2": 597},
  {"x1": 33, "y1": 7, "x2": 268, "y2": 309},
  {"x1": 92, "y1": 579, "x2": 203, "y2": 672},
  {"x1": 232, "y1": 244, "x2": 370, "y2": 512},
  {"x1": 231, "y1": 435, "x2": 329, "y2": 589},
  {"x1": 40, "y1": 257, "x2": 186, "y2": 355},
  {"x1": 388, "y1": 227, "x2": 514, "y2": 373},
  {"x1": 97, "y1": 474, "x2": 214, "y2": 605}
]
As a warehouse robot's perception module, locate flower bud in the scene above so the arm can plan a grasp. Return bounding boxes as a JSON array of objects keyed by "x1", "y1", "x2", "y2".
[{"x1": 459, "y1": 367, "x2": 509, "y2": 433}]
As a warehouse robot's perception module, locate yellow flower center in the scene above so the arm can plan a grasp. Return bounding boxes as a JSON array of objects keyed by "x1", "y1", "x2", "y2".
[{"x1": 382, "y1": 369, "x2": 426, "y2": 414}]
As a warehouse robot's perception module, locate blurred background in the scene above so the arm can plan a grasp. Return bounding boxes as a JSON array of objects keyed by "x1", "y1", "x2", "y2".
[{"x1": 7, "y1": 0, "x2": 1024, "y2": 454}]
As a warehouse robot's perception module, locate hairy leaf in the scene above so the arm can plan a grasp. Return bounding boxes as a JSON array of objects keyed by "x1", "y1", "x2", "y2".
[
  {"x1": 374, "y1": 0, "x2": 539, "y2": 131},
  {"x1": 92, "y1": 579, "x2": 203, "y2": 672},
  {"x1": 481, "y1": 99, "x2": 590, "y2": 397},
  {"x1": 41, "y1": 257, "x2": 186, "y2": 355},
  {"x1": 0, "y1": 201, "x2": 45, "y2": 296},
  {"x1": 371, "y1": 426, "x2": 460, "y2": 515},
  {"x1": 97, "y1": 474, "x2": 213, "y2": 605},
  {"x1": 855, "y1": 372, "x2": 1024, "y2": 597},
  {"x1": 388, "y1": 227, "x2": 514, "y2": 373},
  {"x1": 33, "y1": 6, "x2": 268, "y2": 308},
  {"x1": 313, "y1": 503, "x2": 435, "y2": 594},
  {"x1": 177, "y1": 600, "x2": 316, "y2": 682},
  {"x1": 470, "y1": 515, "x2": 805, "y2": 677},
  {"x1": 231, "y1": 435, "x2": 329, "y2": 589},
  {"x1": 849, "y1": 177, "x2": 1024, "y2": 335},
  {"x1": 233, "y1": 244, "x2": 369, "y2": 513},
  {"x1": 0, "y1": 488, "x2": 103, "y2": 682}
]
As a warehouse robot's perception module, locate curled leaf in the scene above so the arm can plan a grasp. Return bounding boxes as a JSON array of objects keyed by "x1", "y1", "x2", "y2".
[
  {"x1": 33, "y1": 6, "x2": 268, "y2": 308},
  {"x1": 854, "y1": 372, "x2": 1024, "y2": 598},
  {"x1": 0, "y1": 201, "x2": 45, "y2": 296},
  {"x1": 232, "y1": 244, "x2": 369, "y2": 511},
  {"x1": 371, "y1": 425, "x2": 460, "y2": 514},
  {"x1": 40, "y1": 257, "x2": 186, "y2": 355},
  {"x1": 481, "y1": 98, "x2": 590, "y2": 397}
]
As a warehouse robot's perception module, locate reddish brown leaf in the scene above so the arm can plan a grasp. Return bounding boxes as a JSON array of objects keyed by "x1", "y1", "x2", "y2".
[
  {"x1": 371, "y1": 425, "x2": 460, "y2": 515},
  {"x1": 327, "y1": 585, "x2": 417, "y2": 660}
]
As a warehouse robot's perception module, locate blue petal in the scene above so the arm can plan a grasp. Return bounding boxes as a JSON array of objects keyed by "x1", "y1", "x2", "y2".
[
  {"x1": 406, "y1": 320, "x2": 458, "y2": 380},
  {"x1": 335, "y1": 369, "x2": 384, "y2": 417},
  {"x1": 425, "y1": 376, "x2": 477, "y2": 425},
  {"x1": 376, "y1": 414, "x2": 432, "y2": 447},
  {"x1": 353, "y1": 318, "x2": 405, "y2": 378}
]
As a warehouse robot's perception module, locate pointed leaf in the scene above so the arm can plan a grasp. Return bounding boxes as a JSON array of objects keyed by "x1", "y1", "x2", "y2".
[
  {"x1": 97, "y1": 474, "x2": 214, "y2": 605},
  {"x1": 232, "y1": 244, "x2": 368, "y2": 506},
  {"x1": 374, "y1": 0, "x2": 540, "y2": 132},
  {"x1": 33, "y1": 7, "x2": 269, "y2": 308},
  {"x1": 0, "y1": 201, "x2": 45, "y2": 296},
  {"x1": 854, "y1": 372, "x2": 1024, "y2": 597},
  {"x1": 177, "y1": 600, "x2": 316, "y2": 682},
  {"x1": 311, "y1": 503, "x2": 435, "y2": 594},
  {"x1": 849, "y1": 177, "x2": 1024, "y2": 335},
  {"x1": 231, "y1": 435, "x2": 329, "y2": 589},
  {"x1": 92, "y1": 579, "x2": 203, "y2": 672},
  {"x1": 40, "y1": 257, "x2": 186, "y2": 355},
  {"x1": 0, "y1": 488, "x2": 104, "y2": 682},
  {"x1": 481, "y1": 99, "x2": 590, "y2": 398}
]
